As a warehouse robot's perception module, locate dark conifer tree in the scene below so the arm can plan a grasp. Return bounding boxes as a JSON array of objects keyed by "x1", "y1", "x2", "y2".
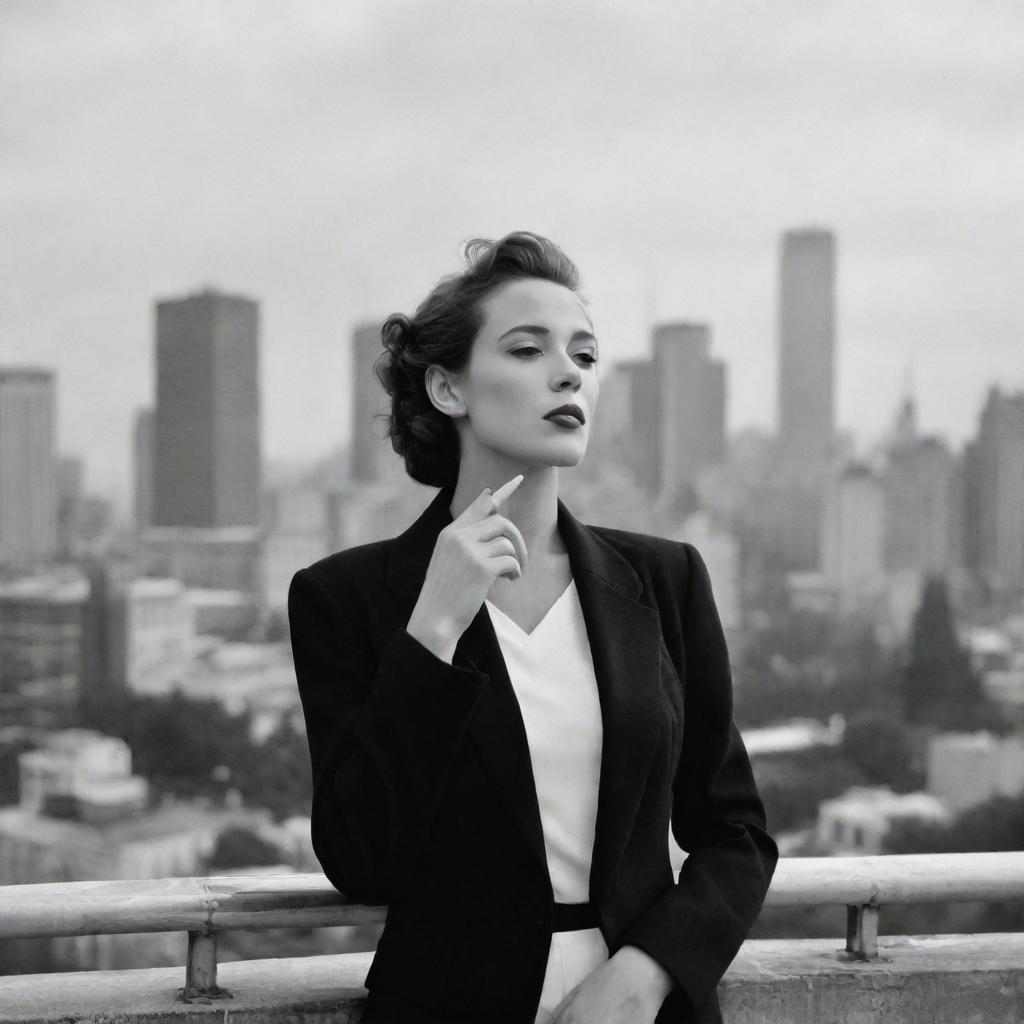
[{"x1": 903, "y1": 575, "x2": 985, "y2": 730}]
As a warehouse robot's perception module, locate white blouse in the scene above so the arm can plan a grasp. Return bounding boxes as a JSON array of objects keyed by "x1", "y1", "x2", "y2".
[{"x1": 484, "y1": 578, "x2": 610, "y2": 1022}]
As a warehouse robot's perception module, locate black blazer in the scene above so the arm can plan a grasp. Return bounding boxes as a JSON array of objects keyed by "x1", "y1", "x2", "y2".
[{"x1": 288, "y1": 481, "x2": 778, "y2": 1024}]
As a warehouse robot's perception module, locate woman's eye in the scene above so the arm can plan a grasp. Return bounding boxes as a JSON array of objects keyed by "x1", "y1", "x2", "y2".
[{"x1": 510, "y1": 347, "x2": 597, "y2": 364}]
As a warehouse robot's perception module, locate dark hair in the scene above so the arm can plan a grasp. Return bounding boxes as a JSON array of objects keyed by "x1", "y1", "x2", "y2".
[{"x1": 373, "y1": 231, "x2": 584, "y2": 488}]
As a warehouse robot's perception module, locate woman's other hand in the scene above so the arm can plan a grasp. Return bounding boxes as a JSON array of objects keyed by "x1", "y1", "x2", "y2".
[
  {"x1": 406, "y1": 473, "x2": 529, "y2": 662},
  {"x1": 549, "y1": 945, "x2": 674, "y2": 1024}
]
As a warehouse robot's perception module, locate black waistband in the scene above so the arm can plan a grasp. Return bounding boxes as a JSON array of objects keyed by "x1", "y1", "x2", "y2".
[{"x1": 552, "y1": 901, "x2": 600, "y2": 932}]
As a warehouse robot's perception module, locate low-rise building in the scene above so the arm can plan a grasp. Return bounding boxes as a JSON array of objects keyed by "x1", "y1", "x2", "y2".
[
  {"x1": 926, "y1": 731, "x2": 1024, "y2": 814},
  {"x1": 816, "y1": 786, "x2": 950, "y2": 855},
  {"x1": 743, "y1": 715, "x2": 845, "y2": 759},
  {"x1": 185, "y1": 587, "x2": 260, "y2": 637},
  {"x1": 109, "y1": 578, "x2": 193, "y2": 696},
  {"x1": 181, "y1": 639, "x2": 300, "y2": 741},
  {"x1": 16, "y1": 728, "x2": 147, "y2": 821},
  {"x1": 0, "y1": 570, "x2": 89, "y2": 726},
  {"x1": 0, "y1": 727, "x2": 288, "y2": 970}
]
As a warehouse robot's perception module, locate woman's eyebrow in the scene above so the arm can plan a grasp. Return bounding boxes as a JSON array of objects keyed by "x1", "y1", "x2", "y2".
[{"x1": 497, "y1": 324, "x2": 597, "y2": 343}]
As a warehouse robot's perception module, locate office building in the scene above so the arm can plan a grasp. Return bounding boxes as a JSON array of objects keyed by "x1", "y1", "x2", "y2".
[
  {"x1": 777, "y1": 228, "x2": 836, "y2": 467},
  {"x1": 964, "y1": 388, "x2": 1024, "y2": 601},
  {"x1": 138, "y1": 525, "x2": 260, "y2": 591},
  {"x1": 884, "y1": 396, "x2": 964, "y2": 575},
  {"x1": 0, "y1": 571, "x2": 89, "y2": 728},
  {"x1": 0, "y1": 368, "x2": 57, "y2": 568},
  {"x1": 152, "y1": 289, "x2": 261, "y2": 527},
  {"x1": 652, "y1": 322, "x2": 726, "y2": 512},
  {"x1": 821, "y1": 462, "x2": 886, "y2": 613},
  {"x1": 260, "y1": 487, "x2": 329, "y2": 612},
  {"x1": 617, "y1": 358, "x2": 659, "y2": 494},
  {"x1": 107, "y1": 578, "x2": 194, "y2": 696}
]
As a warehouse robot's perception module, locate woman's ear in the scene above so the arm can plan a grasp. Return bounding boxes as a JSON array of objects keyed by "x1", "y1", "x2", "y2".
[{"x1": 425, "y1": 364, "x2": 466, "y2": 418}]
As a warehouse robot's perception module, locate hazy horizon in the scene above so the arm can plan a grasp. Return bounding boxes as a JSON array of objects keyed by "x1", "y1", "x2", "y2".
[{"x1": 3, "y1": 1, "x2": 1021, "y2": 515}]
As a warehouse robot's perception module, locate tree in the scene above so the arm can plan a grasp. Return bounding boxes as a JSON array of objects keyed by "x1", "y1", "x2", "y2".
[
  {"x1": 840, "y1": 711, "x2": 917, "y2": 789},
  {"x1": 207, "y1": 826, "x2": 284, "y2": 869},
  {"x1": 902, "y1": 576, "x2": 986, "y2": 730},
  {"x1": 755, "y1": 749, "x2": 867, "y2": 833},
  {"x1": 83, "y1": 689, "x2": 257, "y2": 799},
  {"x1": 235, "y1": 716, "x2": 314, "y2": 822},
  {"x1": 885, "y1": 793, "x2": 1024, "y2": 855}
]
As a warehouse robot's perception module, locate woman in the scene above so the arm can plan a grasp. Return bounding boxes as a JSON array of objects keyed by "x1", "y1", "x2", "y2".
[{"x1": 288, "y1": 231, "x2": 778, "y2": 1023}]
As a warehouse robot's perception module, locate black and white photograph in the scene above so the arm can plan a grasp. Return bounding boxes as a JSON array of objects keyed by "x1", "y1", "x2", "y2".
[{"x1": 1, "y1": 2, "x2": 1022, "y2": 1022}]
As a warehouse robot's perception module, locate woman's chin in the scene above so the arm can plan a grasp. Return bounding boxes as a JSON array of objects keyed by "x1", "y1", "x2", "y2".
[{"x1": 531, "y1": 449, "x2": 589, "y2": 469}]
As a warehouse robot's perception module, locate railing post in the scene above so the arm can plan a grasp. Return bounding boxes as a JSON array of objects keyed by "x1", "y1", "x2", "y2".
[
  {"x1": 845, "y1": 903, "x2": 879, "y2": 960},
  {"x1": 177, "y1": 930, "x2": 233, "y2": 1002}
]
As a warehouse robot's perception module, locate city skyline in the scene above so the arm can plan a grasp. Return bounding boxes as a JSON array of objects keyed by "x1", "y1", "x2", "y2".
[
  {"x1": 3, "y1": 2, "x2": 1021, "y2": 514},
  {"x1": 5, "y1": 253, "x2": 1020, "y2": 524}
]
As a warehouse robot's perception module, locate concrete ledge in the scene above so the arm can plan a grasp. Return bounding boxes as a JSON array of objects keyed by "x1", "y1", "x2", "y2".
[
  {"x1": 0, "y1": 951, "x2": 374, "y2": 1024},
  {"x1": 2, "y1": 934, "x2": 1023, "y2": 1023},
  {"x1": 722, "y1": 932, "x2": 1024, "y2": 1023}
]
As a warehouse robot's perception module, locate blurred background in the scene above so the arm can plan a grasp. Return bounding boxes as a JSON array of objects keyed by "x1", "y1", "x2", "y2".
[{"x1": 1, "y1": 0, "x2": 1022, "y2": 974}]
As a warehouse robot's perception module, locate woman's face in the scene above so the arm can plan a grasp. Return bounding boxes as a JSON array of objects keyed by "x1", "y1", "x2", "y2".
[{"x1": 450, "y1": 277, "x2": 599, "y2": 468}]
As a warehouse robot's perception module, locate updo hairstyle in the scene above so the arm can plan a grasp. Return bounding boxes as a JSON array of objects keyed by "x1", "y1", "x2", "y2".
[{"x1": 374, "y1": 231, "x2": 583, "y2": 488}]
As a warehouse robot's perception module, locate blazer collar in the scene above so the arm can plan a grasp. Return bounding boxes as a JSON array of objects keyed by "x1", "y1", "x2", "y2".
[{"x1": 385, "y1": 481, "x2": 662, "y2": 911}]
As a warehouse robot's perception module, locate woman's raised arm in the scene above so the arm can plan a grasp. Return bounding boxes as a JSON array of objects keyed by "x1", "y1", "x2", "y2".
[
  {"x1": 288, "y1": 563, "x2": 490, "y2": 906},
  {"x1": 287, "y1": 475, "x2": 529, "y2": 906}
]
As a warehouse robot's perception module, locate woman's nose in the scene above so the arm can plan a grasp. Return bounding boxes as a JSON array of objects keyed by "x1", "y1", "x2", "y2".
[{"x1": 552, "y1": 357, "x2": 581, "y2": 390}]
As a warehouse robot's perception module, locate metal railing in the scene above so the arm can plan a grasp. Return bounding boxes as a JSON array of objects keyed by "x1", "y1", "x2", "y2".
[{"x1": 1, "y1": 852, "x2": 1023, "y2": 1002}]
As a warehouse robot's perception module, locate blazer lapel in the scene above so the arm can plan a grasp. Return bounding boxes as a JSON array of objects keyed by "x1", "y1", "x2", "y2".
[{"x1": 385, "y1": 482, "x2": 664, "y2": 907}]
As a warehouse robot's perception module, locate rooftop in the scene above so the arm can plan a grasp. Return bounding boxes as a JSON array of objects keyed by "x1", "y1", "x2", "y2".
[{"x1": 3, "y1": 852, "x2": 1022, "y2": 1023}]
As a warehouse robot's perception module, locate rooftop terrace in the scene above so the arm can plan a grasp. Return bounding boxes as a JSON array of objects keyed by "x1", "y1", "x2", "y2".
[{"x1": 2, "y1": 852, "x2": 1023, "y2": 1022}]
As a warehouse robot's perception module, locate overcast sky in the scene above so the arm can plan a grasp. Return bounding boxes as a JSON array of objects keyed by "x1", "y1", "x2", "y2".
[{"x1": 3, "y1": 0, "x2": 1022, "y2": 514}]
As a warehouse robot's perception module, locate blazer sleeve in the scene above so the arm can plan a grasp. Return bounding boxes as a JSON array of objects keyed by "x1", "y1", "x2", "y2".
[
  {"x1": 288, "y1": 564, "x2": 490, "y2": 906},
  {"x1": 618, "y1": 542, "x2": 779, "y2": 1014}
]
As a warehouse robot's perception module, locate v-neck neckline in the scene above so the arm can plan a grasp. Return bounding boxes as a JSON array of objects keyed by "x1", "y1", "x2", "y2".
[{"x1": 485, "y1": 578, "x2": 576, "y2": 641}]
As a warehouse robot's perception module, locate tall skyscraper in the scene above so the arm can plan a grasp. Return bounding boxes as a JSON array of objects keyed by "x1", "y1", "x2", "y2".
[
  {"x1": 652, "y1": 322, "x2": 727, "y2": 510},
  {"x1": 0, "y1": 368, "x2": 57, "y2": 568},
  {"x1": 152, "y1": 289, "x2": 261, "y2": 527},
  {"x1": 770, "y1": 228, "x2": 837, "y2": 570},
  {"x1": 777, "y1": 228, "x2": 836, "y2": 466},
  {"x1": 964, "y1": 387, "x2": 1024, "y2": 601},
  {"x1": 354, "y1": 321, "x2": 404, "y2": 484},
  {"x1": 617, "y1": 358, "x2": 659, "y2": 494}
]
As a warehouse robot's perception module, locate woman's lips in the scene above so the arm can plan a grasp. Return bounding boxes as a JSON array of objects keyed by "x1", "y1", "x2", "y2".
[{"x1": 544, "y1": 413, "x2": 583, "y2": 429}]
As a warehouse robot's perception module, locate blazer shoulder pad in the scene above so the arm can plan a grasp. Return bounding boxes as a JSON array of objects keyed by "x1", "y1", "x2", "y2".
[{"x1": 296, "y1": 537, "x2": 394, "y2": 590}]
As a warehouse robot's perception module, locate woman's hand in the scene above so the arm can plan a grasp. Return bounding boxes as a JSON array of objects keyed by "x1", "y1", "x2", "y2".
[
  {"x1": 550, "y1": 945, "x2": 674, "y2": 1023},
  {"x1": 406, "y1": 474, "x2": 529, "y2": 662}
]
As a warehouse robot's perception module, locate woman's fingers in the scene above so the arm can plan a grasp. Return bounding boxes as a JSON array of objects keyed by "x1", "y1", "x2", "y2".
[
  {"x1": 473, "y1": 515, "x2": 529, "y2": 575},
  {"x1": 452, "y1": 473, "x2": 523, "y2": 526},
  {"x1": 490, "y1": 554, "x2": 523, "y2": 581},
  {"x1": 490, "y1": 475, "x2": 528, "y2": 572},
  {"x1": 451, "y1": 474, "x2": 529, "y2": 576},
  {"x1": 490, "y1": 473, "x2": 524, "y2": 508}
]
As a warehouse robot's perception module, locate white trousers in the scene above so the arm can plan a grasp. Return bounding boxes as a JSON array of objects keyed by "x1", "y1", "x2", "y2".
[{"x1": 534, "y1": 927, "x2": 610, "y2": 1023}]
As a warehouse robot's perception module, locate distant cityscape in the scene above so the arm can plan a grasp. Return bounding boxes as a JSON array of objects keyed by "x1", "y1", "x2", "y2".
[{"x1": 1, "y1": 225, "x2": 1023, "y2": 972}]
